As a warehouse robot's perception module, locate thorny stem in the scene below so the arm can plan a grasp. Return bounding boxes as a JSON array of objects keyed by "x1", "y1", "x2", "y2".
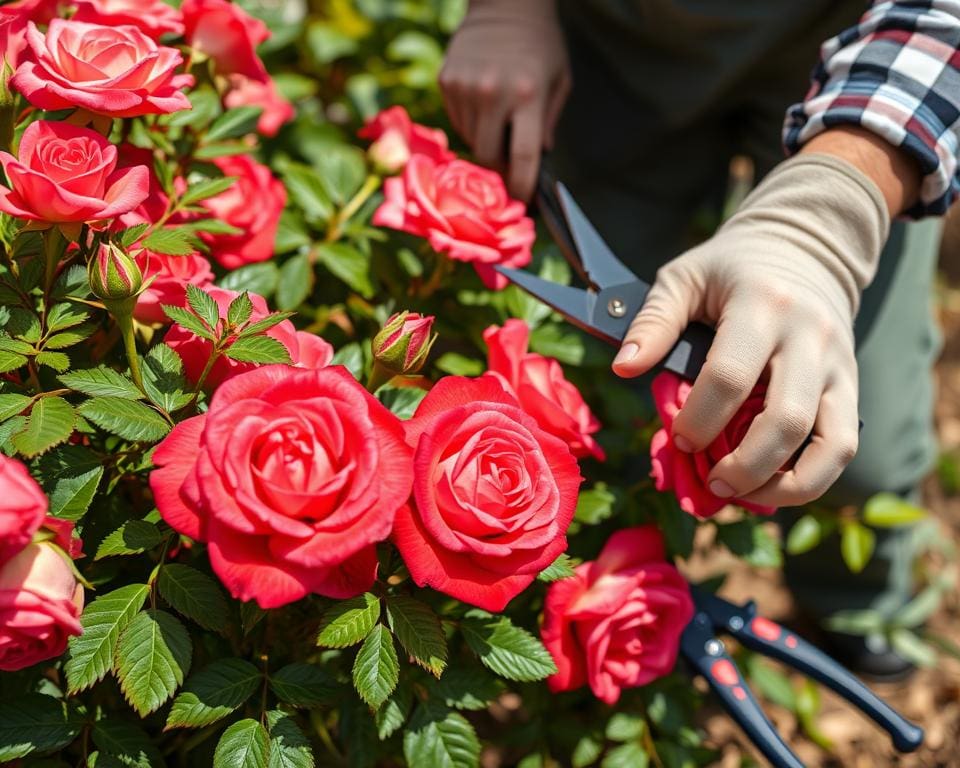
[
  {"x1": 325, "y1": 174, "x2": 381, "y2": 243},
  {"x1": 365, "y1": 360, "x2": 395, "y2": 393},
  {"x1": 116, "y1": 311, "x2": 144, "y2": 390}
]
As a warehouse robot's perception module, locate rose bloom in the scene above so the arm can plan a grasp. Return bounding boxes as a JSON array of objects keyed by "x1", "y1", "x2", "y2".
[
  {"x1": 373, "y1": 156, "x2": 534, "y2": 290},
  {"x1": 484, "y1": 319, "x2": 605, "y2": 461},
  {"x1": 651, "y1": 371, "x2": 775, "y2": 518},
  {"x1": 150, "y1": 366, "x2": 413, "y2": 608},
  {"x1": 359, "y1": 106, "x2": 455, "y2": 172},
  {"x1": 12, "y1": 20, "x2": 193, "y2": 118},
  {"x1": 115, "y1": 144, "x2": 171, "y2": 230},
  {"x1": 181, "y1": 0, "x2": 269, "y2": 80},
  {"x1": 0, "y1": 455, "x2": 48, "y2": 563},
  {"x1": 0, "y1": 541, "x2": 84, "y2": 672},
  {"x1": 0, "y1": 121, "x2": 148, "y2": 227},
  {"x1": 133, "y1": 249, "x2": 215, "y2": 325},
  {"x1": 72, "y1": 0, "x2": 185, "y2": 40},
  {"x1": 542, "y1": 526, "x2": 693, "y2": 704},
  {"x1": 0, "y1": 8, "x2": 29, "y2": 70},
  {"x1": 197, "y1": 154, "x2": 286, "y2": 269},
  {"x1": 164, "y1": 287, "x2": 333, "y2": 389},
  {"x1": 392, "y1": 375, "x2": 581, "y2": 612},
  {"x1": 224, "y1": 74, "x2": 294, "y2": 138}
]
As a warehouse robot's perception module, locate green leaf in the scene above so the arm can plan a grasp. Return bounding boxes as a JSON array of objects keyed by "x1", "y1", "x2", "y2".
[
  {"x1": 46, "y1": 302, "x2": 91, "y2": 332},
  {"x1": 65, "y1": 584, "x2": 150, "y2": 693},
  {"x1": 538, "y1": 553, "x2": 576, "y2": 582},
  {"x1": 461, "y1": 614, "x2": 557, "y2": 681},
  {"x1": 206, "y1": 106, "x2": 263, "y2": 142},
  {"x1": 0, "y1": 349, "x2": 27, "y2": 374},
  {"x1": 214, "y1": 719, "x2": 269, "y2": 768},
  {"x1": 0, "y1": 694, "x2": 81, "y2": 762},
  {"x1": 605, "y1": 713, "x2": 645, "y2": 742},
  {"x1": 36, "y1": 350, "x2": 70, "y2": 372},
  {"x1": 889, "y1": 627, "x2": 937, "y2": 667},
  {"x1": 95, "y1": 519, "x2": 163, "y2": 559},
  {"x1": 269, "y1": 663, "x2": 339, "y2": 708},
  {"x1": 795, "y1": 679, "x2": 832, "y2": 750},
  {"x1": 352, "y1": 624, "x2": 399, "y2": 709},
  {"x1": 0, "y1": 392, "x2": 30, "y2": 420},
  {"x1": 575, "y1": 484, "x2": 616, "y2": 525},
  {"x1": 60, "y1": 367, "x2": 142, "y2": 400},
  {"x1": 115, "y1": 610, "x2": 192, "y2": 716},
  {"x1": 157, "y1": 563, "x2": 228, "y2": 631},
  {"x1": 330, "y1": 342, "x2": 364, "y2": 380},
  {"x1": 219, "y1": 262, "x2": 280, "y2": 297},
  {"x1": 44, "y1": 325, "x2": 95, "y2": 349},
  {"x1": 433, "y1": 353, "x2": 483, "y2": 377},
  {"x1": 183, "y1": 217, "x2": 244, "y2": 236},
  {"x1": 78, "y1": 397, "x2": 170, "y2": 442},
  {"x1": 386, "y1": 595, "x2": 447, "y2": 677},
  {"x1": 745, "y1": 655, "x2": 796, "y2": 710},
  {"x1": 572, "y1": 735, "x2": 603, "y2": 768},
  {"x1": 601, "y1": 742, "x2": 649, "y2": 768},
  {"x1": 11, "y1": 396, "x2": 74, "y2": 457},
  {"x1": 717, "y1": 520, "x2": 783, "y2": 568},
  {"x1": 163, "y1": 304, "x2": 217, "y2": 339},
  {"x1": 431, "y1": 667, "x2": 504, "y2": 711},
  {"x1": 120, "y1": 222, "x2": 150, "y2": 247},
  {"x1": 375, "y1": 682, "x2": 412, "y2": 740},
  {"x1": 840, "y1": 520, "x2": 876, "y2": 574},
  {"x1": 143, "y1": 227, "x2": 197, "y2": 256},
  {"x1": 186, "y1": 284, "x2": 222, "y2": 331},
  {"x1": 237, "y1": 311, "x2": 295, "y2": 339},
  {"x1": 224, "y1": 335, "x2": 292, "y2": 364},
  {"x1": 282, "y1": 162, "x2": 333, "y2": 224},
  {"x1": 181, "y1": 176, "x2": 237, "y2": 207},
  {"x1": 142, "y1": 343, "x2": 192, "y2": 412},
  {"x1": 377, "y1": 386, "x2": 427, "y2": 419},
  {"x1": 166, "y1": 658, "x2": 262, "y2": 730},
  {"x1": 403, "y1": 706, "x2": 480, "y2": 768},
  {"x1": 823, "y1": 609, "x2": 885, "y2": 635},
  {"x1": 316, "y1": 242, "x2": 374, "y2": 299},
  {"x1": 316, "y1": 593, "x2": 380, "y2": 648},
  {"x1": 227, "y1": 291, "x2": 254, "y2": 327},
  {"x1": 894, "y1": 582, "x2": 947, "y2": 628},
  {"x1": 276, "y1": 252, "x2": 314, "y2": 310},
  {"x1": 92, "y1": 719, "x2": 161, "y2": 767},
  {"x1": 314, "y1": 145, "x2": 366, "y2": 204},
  {"x1": 785, "y1": 514, "x2": 824, "y2": 555},
  {"x1": 267, "y1": 711, "x2": 315, "y2": 768},
  {"x1": 862, "y1": 492, "x2": 928, "y2": 528}
]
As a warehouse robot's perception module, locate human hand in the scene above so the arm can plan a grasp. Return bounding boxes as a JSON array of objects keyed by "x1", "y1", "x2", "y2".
[
  {"x1": 439, "y1": 0, "x2": 571, "y2": 201},
  {"x1": 613, "y1": 155, "x2": 890, "y2": 508}
]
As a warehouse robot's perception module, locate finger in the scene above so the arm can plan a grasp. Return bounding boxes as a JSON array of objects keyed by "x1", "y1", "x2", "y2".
[
  {"x1": 704, "y1": 343, "x2": 823, "y2": 497},
  {"x1": 738, "y1": 383, "x2": 860, "y2": 508},
  {"x1": 472, "y1": 75, "x2": 509, "y2": 165},
  {"x1": 508, "y1": 99, "x2": 544, "y2": 201},
  {"x1": 543, "y1": 70, "x2": 571, "y2": 149},
  {"x1": 613, "y1": 264, "x2": 703, "y2": 378},
  {"x1": 438, "y1": 68, "x2": 467, "y2": 140},
  {"x1": 671, "y1": 307, "x2": 776, "y2": 452}
]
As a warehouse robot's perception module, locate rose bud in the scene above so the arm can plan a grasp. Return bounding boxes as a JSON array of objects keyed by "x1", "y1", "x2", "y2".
[
  {"x1": 372, "y1": 312, "x2": 436, "y2": 376},
  {"x1": 368, "y1": 130, "x2": 411, "y2": 175},
  {"x1": 88, "y1": 242, "x2": 143, "y2": 306}
]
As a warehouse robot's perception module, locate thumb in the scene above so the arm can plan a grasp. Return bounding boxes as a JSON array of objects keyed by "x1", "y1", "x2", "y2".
[{"x1": 612, "y1": 270, "x2": 701, "y2": 378}]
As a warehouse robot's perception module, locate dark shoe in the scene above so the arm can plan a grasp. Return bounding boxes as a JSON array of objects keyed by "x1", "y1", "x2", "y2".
[{"x1": 821, "y1": 630, "x2": 917, "y2": 683}]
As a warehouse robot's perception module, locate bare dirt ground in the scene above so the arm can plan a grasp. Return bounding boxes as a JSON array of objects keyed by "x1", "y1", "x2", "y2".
[{"x1": 692, "y1": 236, "x2": 960, "y2": 767}]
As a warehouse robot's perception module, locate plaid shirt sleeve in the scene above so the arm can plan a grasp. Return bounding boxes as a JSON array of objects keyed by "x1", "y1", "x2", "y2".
[{"x1": 783, "y1": 1, "x2": 960, "y2": 217}]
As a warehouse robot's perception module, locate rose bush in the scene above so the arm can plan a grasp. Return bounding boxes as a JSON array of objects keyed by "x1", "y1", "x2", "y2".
[{"x1": 0, "y1": 2, "x2": 922, "y2": 767}]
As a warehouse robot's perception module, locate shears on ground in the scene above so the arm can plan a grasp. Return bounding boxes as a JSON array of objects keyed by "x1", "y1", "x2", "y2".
[{"x1": 494, "y1": 172, "x2": 924, "y2": 767}]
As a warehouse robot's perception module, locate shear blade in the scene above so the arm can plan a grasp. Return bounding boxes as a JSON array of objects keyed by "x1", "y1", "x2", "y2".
[{"x1": 494, "y1": 266, "x2": 596, "y2": 330}]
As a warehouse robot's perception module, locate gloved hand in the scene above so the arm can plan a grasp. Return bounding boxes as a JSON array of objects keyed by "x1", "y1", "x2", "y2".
[
  {"x1": 613, "y1": 154, "x2": 890, "y2": 508},
  {"x1": 439, "y1": 0, "x2": 571, "y2": 201}
]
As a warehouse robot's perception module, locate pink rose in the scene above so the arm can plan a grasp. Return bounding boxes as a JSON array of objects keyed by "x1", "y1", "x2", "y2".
[
  {"x1": 224, "y1": 74, "x2": 294, "y2": 137},
  {"x1": 484, "y1": 319, "x2": 605, "y2": 461},
  {"x1": 0, "y1": 121, "x2": 149, "y2": 227},
  {"x1": 0, "y1": 8, "x2": 29, "y2": 70},
  {"x1": 197, "y1": 154, "x2": 285, "y2": 269},
  {"x1": 0, "y1": 541, "x2": 84, "y2": 672},
  {"x1": 0, "y1": 455, "x2": 47, "y2": 563},
  {"x1": 115, "y1": 144, "x2": 171, "y2": 229},
  {"x1": 373, "y1": 156, "x2": 534, "y2": 290},
  {"x1": 392, "y1": 375, "x2": 581, "y2": 612},
  {"x1": 358, "y1": 106, "x2": 455, "y2": 172},
  {"x1": 150, "y1": 366, "x2": 413, "y2": 608},
  {"x1": 164, "y1": 287, "x2": 332, "y2": 389},
  {"x1": 72, "y1": 0, "x2": 185, "y2": 40},
  {"x1": 651, "y1": 371, "x2": 775, "y2": 518},
  {"x1": 181, "y1": 0, "x2": 269, "y2": 81},
  {"x1": 133, "y1": 250, "x2": 215, "y2": 325},
  {"x1": 11, "y1": 20, "x2": 193, "y2": 117},
  {"x1": 542, "y1": 526, "x2": 694, "y2": 704}
]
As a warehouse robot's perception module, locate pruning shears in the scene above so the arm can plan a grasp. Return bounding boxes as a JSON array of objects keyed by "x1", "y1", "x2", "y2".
[{"x1": 494, "y1": 172, "x2": 923, "y2": 766}]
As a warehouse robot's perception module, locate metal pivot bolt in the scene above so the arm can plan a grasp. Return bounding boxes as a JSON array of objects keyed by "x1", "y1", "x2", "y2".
[
  {"x1": 705, "y1": 639, "x2": 725, "y2": 657},
  {"x1": 607, "y1": 297, "x2": 626, "y2": 318}
]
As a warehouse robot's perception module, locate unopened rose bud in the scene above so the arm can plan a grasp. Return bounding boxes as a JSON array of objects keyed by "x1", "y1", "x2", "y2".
[
  {"x1": 88, "y1": 243, "x2": 143, "y2": 303},
  {"x1": 368, "y1": 130, "x2": 410, "y2": 175},
  {"x1": 372, "y1": 311, "x2": 436, "y2": 376}
]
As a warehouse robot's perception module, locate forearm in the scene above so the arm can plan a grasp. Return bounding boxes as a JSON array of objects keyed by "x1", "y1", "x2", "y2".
[{"x1": 801, "y1": 126, "x2": 920, "y2": 217}]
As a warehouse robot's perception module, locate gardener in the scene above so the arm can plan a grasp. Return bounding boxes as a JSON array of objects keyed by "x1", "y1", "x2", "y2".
[{"x1": 439, "y1": 0, "x2": 960, "y2": 678}]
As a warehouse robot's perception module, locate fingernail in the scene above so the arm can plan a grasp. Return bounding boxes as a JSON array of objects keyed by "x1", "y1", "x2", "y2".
[
  {"x1": 673, "y1": 435, "x2": 694, "y2": 452},
  {"x1": 613, "y1": 342, "x2": 639, "y2": 366},
  {"x1": 709, "y1": 480, "x2": 735, "y2": 499}
]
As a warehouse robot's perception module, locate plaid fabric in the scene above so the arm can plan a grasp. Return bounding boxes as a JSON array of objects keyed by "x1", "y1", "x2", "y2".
[{"x1": 784, "y1": 1, "x2": 960, "y2": 217}]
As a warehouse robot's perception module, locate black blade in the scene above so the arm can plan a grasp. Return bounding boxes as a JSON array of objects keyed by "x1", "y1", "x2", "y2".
[{"x1": 494, "y1": 266, "x2": 598, "y2": 333}]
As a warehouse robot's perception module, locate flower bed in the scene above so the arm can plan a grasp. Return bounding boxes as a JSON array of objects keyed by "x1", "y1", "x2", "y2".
[{"x1": 0, "y1": 2, "x2": 950, "y2": 767}]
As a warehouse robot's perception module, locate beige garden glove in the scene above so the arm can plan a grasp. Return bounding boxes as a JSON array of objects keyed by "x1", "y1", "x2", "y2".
[
  {"x1": 613, "y1": 154, "x2": 891, "y2": 508},
  {"x1": 439, "y1": 0, "x2": 571, "y2": 201}
]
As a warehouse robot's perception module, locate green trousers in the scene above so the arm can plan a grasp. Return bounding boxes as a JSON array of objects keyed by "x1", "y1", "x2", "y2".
[{"x1": 552, "y1": 0, "x2": 942, "y2": 622}]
